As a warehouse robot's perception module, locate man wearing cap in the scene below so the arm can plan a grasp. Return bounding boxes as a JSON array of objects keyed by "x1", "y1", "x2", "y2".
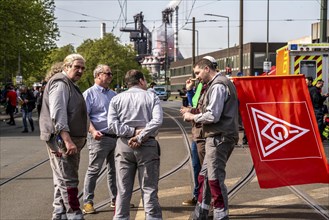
[
  {"x1": 180, "y1": 56, "x2": 216, "y2": 206},
  {"x1": 82, "y1": 64, "x2": 118, "y2": 214},
  {"x1": 183, "y1": 57, "x2": 239, "y2": 219}
]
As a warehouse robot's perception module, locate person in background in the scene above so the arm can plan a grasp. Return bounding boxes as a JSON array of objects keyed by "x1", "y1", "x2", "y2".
[
  {"x1": 82, "y1": 64, "x2": 118, "y2": 214},
  {"x1": 306, "y1": 76, "x2": 314, "y2": 88},
  {"x1": 39, "y1": 54, "x2": 88, "y2": 220},
  {"x1": 33, "y1": 84, "x2": 40, "y2": 99},
  {"x1": 5, "y1": 84, "x2": 17, "y2": 125},
  {"x1": 186, "y1": 79, "x2": 195, "y2": 107},
  {"x1": 178, "y1": 87, "x2": 188, "y2": 107},
  {"x1": 312, "y1": 79, "x2": 329, "y2": 138},
  {"x1": 183, "y1": 57, "x2": 239, "y2": 219},
  {"x1": 180, "y1": 79, "x2": 204, "y2": 206},
  {"x1": 108, "y1": 69, "x2": 163, "y2": 220},
  {"x1": 36, "y1": 83, "x2": 46, "y2": 118},
  {"x1": 147, "y1": 82, "x2": 157, "y2": 94},
  {"x1": 19, "y1": 85, "x2": 36, "y2": 133}
]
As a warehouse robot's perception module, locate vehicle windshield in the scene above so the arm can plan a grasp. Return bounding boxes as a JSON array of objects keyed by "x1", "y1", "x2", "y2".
[{"x1": 154, "y1": 88, "x2": 165, "y2": 92}]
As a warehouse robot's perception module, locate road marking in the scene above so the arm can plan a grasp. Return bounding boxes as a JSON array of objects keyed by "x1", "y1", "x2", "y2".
[
  {"x1": 230, "y1": 187, "x2": 329, "y2": 215},
  {"x1": 158, "y1": 135, "x2": 184, "y2": 139}
]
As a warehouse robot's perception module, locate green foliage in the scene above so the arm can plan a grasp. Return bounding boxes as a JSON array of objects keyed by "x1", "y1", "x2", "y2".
[
  {"x1": 41, "y1": 45, "x2": 75, "y2": 79},
  {"x1": 76, "y1": 33, "x2": 148, "y2": 91},
  {"x1": 0, "y1": 0, "x2": 59, "y2": 86}
]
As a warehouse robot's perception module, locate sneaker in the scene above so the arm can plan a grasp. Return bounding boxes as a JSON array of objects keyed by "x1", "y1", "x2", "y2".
[
  {"x1": 83, "y1": 203, "x2": 96, "y2": 214},
  {"x1": 21, "y1": 130, "x2": 28, "y2": 133},
  {"x1": 110, "y1": 200, "x2": 115, "y2": 208},
  {"x1": 182, "y1": 197, "x2": 197, "y2": 206}
]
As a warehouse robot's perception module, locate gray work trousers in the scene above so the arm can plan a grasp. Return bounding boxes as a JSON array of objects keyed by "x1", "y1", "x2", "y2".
[
  {"x1": 83, "y1": 133, "x2": 117, "y2": 204},
  {"x1": 47, "y1": 137, "x2": 86, "y2": 220},
  {"x1": 113, "y1": 137, "x2": 162, "y2": 220},
  {"x1": 192, "y1": 136, "x2": 235, "y2": 220}
]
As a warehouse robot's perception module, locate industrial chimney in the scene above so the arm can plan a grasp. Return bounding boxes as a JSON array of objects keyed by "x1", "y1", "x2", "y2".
[{"x1": 101, "y1": 22, "x2": 106, "y2": 38}]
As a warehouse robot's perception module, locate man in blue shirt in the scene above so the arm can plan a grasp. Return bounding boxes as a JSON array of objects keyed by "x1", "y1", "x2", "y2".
[{"x1": 82, "y1": 64, "x2": 118, "y2": 214}]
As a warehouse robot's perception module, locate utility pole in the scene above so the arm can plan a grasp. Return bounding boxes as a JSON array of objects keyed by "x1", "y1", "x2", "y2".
[
  {"x1": 192, "y1": 17, "x2": 196, "y2": 69},
  {"x1": 239, "y1": 0, "x2": 244, "y2": 73},
  {"x1": 320, "y1": 0, "x2": 328, "y2": 42},
  {"x1": 266, "y1": 0, "x2": 269, "y2": 61}
]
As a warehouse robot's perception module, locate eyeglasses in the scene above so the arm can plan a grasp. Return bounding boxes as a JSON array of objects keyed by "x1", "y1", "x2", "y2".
[
  {"x1": 71, "y1": 65, "x2": 85, "y2": 71},
  {"x1": 102, "y1": 71, "x2": 113, "y2": 76}
]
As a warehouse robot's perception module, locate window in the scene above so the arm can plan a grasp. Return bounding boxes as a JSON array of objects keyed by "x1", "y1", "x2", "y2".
[{"x1": 254, "y1": 53, "x2": 266, "y2": 68}]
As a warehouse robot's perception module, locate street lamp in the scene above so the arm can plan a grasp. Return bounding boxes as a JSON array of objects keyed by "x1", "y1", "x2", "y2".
[
  {"x1": 204, "y1": 13, "x2": 230, "y2": 66},
  {"x1": 183, "y1": 28, "x2": 199, "y2": 58}
]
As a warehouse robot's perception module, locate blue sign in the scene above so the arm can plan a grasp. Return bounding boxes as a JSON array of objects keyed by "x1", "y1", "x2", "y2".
[{"x1": 290, "y1": 44, "x2": 298, "y2": 50}]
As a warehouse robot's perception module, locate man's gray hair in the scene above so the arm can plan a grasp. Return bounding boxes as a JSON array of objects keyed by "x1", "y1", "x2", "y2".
[
  {"x1": 62, "y1": 53, "x2": 85, "y2": 68},
  {"x1": 93, "y1": 64, "x2": 107, "y2": 78}
]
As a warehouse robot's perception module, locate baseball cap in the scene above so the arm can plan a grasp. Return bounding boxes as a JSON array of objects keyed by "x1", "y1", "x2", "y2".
[
  {"x1": 203, "y1": 56, "x2": 218, "y2": 69},
  {"x1": 203, "y1": 56, "x2": 216, "y2": 63}
]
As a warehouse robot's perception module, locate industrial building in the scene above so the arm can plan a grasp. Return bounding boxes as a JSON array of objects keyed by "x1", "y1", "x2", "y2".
[{"x1": 169, "y1": 42, "x2": 286, "y2": 92}]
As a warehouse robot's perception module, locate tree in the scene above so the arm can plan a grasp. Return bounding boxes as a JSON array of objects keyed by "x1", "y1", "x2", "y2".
[
  {"x1": 77, "y1": 33, "x2": 149, "y2": 91},
  {"x1": 41, "y1": 44, "x2": 75, "y2": 78},
  {"x1": 0, "y1": 0, "x2": 59, "y2": 86}
]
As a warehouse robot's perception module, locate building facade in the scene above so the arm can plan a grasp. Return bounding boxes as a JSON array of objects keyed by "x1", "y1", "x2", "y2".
[{"x1": 169, "y1": 42, "x2": 286, "y2": 92}]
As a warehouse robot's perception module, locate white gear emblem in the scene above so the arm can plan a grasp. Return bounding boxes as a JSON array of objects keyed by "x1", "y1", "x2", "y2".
[{"x1": 251, "y1": 107, "x2": 309, "y2": 158}]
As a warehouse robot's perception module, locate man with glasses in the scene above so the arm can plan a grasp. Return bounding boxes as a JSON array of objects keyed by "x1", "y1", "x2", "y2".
[
  {"x1": 40, "y1": 54, "x2": 88, "y2": 220},
  {"x1": 183, "y1": 58, "x2": 239, "y2": 220},
  {"x1": 82, "y1": 64, "x2": 118, "y2": 214},
  {"x1": 108, "y1": 69, "x2": 163, "y2": 220}
]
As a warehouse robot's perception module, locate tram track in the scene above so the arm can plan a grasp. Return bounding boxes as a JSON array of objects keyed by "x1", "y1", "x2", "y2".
[
  {"x1": 1, "y1": 104, "x2": 328, "y2": 219},
  {"x1": 144, "y1": 106, "x2": 329, "y2": 219},
  {"x1": 0, "y1": 158, "x2": 49, "y2": 186}
]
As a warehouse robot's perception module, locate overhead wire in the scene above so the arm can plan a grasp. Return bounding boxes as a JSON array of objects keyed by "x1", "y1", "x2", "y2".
[{"x1": 56, "y1": 7, "x2": 106, "y2": 21}]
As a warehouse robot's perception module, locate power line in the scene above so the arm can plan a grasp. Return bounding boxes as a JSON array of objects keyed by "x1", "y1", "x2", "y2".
[{"x1": 56, "y1": 7, "x2": 107, "y2": 20}]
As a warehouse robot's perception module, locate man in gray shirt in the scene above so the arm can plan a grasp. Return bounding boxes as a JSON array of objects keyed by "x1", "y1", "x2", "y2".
[{"x1": 108, "y1": 69, "x2": 163, "y2": 220}]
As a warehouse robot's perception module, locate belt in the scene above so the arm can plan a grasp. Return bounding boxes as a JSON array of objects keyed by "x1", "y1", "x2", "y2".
[
  {"x1": 122, "y1": 136, "x2": 156, "y2": 140},
  {"x1": 101, "y1": 133, "x2": 117, "y2": 138}
]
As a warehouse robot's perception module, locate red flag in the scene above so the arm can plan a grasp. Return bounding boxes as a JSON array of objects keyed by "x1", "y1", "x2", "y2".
[{"x1": 233, "y1": 75, "x2": 329, "y2": 188}]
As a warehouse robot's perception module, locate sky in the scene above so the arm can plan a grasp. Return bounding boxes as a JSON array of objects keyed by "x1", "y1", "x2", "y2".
[{"x1": 54, "y1": 0, "x2": 325, "y2": 58}]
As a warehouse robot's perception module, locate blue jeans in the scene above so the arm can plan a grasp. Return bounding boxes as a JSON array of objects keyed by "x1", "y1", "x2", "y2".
[
  {"x1": 22, "y1": 109, "x2": 33, "y2": 131},
  {"x1": 191, "y1": 141, "x2": 201, "y2": 198}
]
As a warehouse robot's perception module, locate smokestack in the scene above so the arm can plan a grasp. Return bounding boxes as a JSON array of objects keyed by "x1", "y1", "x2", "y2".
[
  {"x1": 101, "y1": 22, "x2": 106, "y2": 38},
  {"x1": 168, "y1": 0, "x2": 181, "y2": 62},
  {"x1": 174, "y1": 6, "x2": 179, "y2": 61}
]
